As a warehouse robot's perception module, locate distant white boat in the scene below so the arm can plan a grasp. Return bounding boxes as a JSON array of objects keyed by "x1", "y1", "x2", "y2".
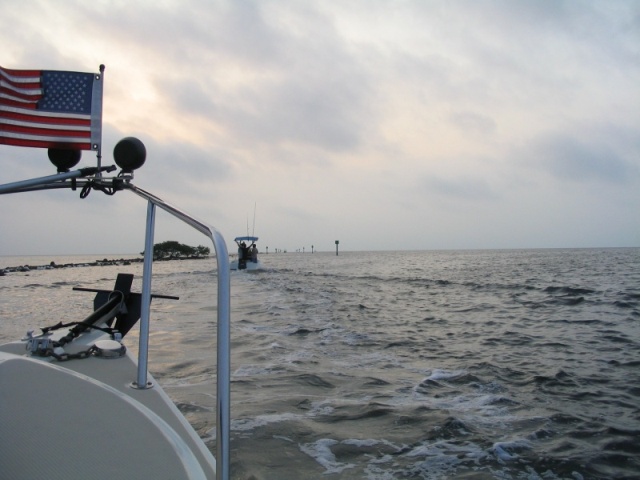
[{"x1": 230, "y1": 236, "x2": 263, "y2": 271}]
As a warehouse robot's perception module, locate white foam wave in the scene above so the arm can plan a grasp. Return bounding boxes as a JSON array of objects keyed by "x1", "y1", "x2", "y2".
[
  {"x1": 299, "y1": 438, "x2": 356, "y2": 475},
  {"x1": 491, "y1": 438, "x2": 532, "y2": 464},
  {"x1": 231, "y1": 412, "x2": 301, "y2": 432},
  {"x1": 426, "y1": 368, "x2": 467, "y2": 381},
  {"x1": 232, "y1": 364, "x2": 280, "y2": 377}
]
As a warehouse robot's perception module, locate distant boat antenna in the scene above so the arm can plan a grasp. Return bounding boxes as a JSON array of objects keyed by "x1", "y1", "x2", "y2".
[{"x1": 252, "y1": 202, "x2": 257, "y2": 237}]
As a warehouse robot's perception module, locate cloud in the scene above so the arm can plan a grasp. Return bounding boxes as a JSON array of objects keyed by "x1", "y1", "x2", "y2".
[
  {"x1": 419, "y1": 173, "x2": 500, "y2": 203},
  {"x1": 1, "y1": 0, "x2": 639, "y2": 253},
  {"x1": 449, "y1": 112, "x2": 497, "y2": 136},
  {"x1": 80, "y1": 1, "x2": 377, "y2": 156},
  {"x1": 521, "y1": 130, "x2": 639, "y2": 184}
]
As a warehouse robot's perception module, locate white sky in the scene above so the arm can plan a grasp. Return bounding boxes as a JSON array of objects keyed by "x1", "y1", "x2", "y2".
[{"x1": 1, "y1": 0, "x2": 639, "y2": 255}]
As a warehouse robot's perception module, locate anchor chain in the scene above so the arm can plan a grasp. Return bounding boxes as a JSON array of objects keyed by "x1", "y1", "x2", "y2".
[{"x1": 50, "y1": 344, "x2": 99, "y2": 362}]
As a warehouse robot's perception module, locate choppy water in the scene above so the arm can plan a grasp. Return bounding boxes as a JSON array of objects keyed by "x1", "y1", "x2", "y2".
[{"x1": 1, "y1": 248, "x2": 639, "y2": 479}]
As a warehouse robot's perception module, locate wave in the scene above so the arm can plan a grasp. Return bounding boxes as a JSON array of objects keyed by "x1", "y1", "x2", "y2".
[
  {"x1": 316, "y1": 402, "x2": 394, "y2": 423},
  {"x1": 543, "y1": 286, "x2": 596, "y2": 296},
  {"x1": 291, "y1": 373, "x2": 335, "y2": 388},
  {"x1": 6, "y1": 248, "x2": 640, "y2": 479},
  {"x1": 287, "y1": 326, "x2": 330, "y2": 336}
]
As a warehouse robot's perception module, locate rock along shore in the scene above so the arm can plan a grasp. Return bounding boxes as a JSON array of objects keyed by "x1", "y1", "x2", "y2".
[{"x1": 0, "y1": 256, "x2": 211, "y2": 276}]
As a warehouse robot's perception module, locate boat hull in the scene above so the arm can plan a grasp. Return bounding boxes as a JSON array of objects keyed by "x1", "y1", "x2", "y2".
[{"x1": 230, "y1": 259, "x2": 263, "y2": 271}]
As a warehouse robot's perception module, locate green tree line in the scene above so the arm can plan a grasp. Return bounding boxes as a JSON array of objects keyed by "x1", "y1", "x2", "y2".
[{"x1": 143, "y1": 241, "x2": 210, "y2": 259}]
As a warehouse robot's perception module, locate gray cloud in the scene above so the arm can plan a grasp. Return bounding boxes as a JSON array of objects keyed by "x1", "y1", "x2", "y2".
[
  {"x1": 1, "y1": 0, "x2": 639, "y2": 253},
  {"x1": 449, "y1": 112, "x2": 497, "y2": 136},
  {"x1": 127, "y1": 137, "x2": 234, "y2": 196},
  {"x1": 420, "y1": 173, "x2": 500, "y2": 203},
  {"x1": 523, "y1": 131, "x2": 639, "y2": 184},
  {"x1": 183, "y1": 12, "x2": 368, "y2": 152}
]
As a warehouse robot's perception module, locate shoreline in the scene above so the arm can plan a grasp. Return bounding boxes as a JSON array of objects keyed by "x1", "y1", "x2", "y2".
[{"x1": 0, "y1": 255, "x2": 212, "y2": 275}]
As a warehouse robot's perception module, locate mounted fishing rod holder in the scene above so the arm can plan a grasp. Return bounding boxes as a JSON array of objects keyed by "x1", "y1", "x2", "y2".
[{"x1": 0, "y1": 138, "x2": 231, "y2": 480}]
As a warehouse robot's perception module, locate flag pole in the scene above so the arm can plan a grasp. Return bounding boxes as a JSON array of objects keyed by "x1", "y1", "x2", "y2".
[{"x1": 96, "y1": 64, "x2": 105, "y2": 174}]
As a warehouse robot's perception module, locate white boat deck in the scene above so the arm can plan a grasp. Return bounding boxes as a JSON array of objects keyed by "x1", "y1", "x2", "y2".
[{"x1": 0, "y1": 344, "x2": 216, "y2": 480}]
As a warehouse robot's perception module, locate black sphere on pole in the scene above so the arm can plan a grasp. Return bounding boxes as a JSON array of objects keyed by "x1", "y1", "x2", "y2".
[
  {"x1": 113, "y1": 137, "x2": 146, "y2": 172},
  {"x1": 48, "y1": 148, "x2": 82, "y2": 172}
]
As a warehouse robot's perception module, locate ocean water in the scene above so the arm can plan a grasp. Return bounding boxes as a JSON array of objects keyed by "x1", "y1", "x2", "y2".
[{"x1": 1, "y1": 248, "x2": 639, "y2": 479}]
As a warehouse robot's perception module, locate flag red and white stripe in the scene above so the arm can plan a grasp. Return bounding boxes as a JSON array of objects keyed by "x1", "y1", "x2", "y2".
[{"x1": 0, "y1": 66, "x2": 103, "y2": 151}]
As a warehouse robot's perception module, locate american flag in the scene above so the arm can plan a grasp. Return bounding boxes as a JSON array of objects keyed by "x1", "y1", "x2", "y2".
[{"x1": 0, "y1": 66, "x2": 103, "y2": 151}]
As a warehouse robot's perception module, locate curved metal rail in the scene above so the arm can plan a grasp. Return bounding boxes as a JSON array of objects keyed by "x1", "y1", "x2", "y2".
[{"x1": 123, "y1": 182, "x2": 230, "y2": 480}]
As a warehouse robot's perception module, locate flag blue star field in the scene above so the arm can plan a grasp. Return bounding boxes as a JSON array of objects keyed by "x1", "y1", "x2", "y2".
[{"x1": 0, "y1": 66, "x2": 103, "y2": 151}]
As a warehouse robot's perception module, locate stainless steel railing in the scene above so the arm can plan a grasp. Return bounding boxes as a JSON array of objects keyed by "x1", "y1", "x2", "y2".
[{"x1": 124, "y1": 182, "x2": 230, "y2": 480}]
